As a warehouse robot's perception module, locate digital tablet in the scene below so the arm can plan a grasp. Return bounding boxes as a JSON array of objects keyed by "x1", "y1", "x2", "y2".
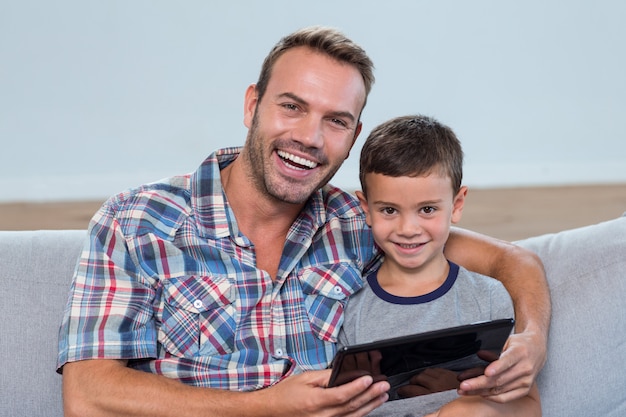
[{"x1": 328, "y1": 318, "x2": 514, "y2": 399}]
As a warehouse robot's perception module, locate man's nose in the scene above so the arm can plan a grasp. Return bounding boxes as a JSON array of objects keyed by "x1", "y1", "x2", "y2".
[{"x1": 293, "y1": 116, "x2": 324, "y2": 148}]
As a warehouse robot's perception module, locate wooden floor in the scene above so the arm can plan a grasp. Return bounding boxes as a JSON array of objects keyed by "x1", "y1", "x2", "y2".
[{"x1": 1, "y1": 183, "x2": 624, "y2": 241}]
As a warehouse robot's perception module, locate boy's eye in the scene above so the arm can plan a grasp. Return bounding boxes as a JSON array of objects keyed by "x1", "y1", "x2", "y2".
[
  {"x1": 422, "y1": 206, "x2": 436, "y2": 214},
  {"x1": 382, "y1": 207, "x2": 396, "y2": 215}
]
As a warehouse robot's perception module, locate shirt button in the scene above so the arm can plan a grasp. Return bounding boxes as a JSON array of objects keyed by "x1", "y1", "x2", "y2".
[
  {"x1": 333, "y1": 285, "x2": 344, "y2": 297},
  {"x1": 275, "y1": 348, "x2": 284, "y2": 357},
  {"x1": 193, "y1": 300, "x2": 204, "y2": 309}
]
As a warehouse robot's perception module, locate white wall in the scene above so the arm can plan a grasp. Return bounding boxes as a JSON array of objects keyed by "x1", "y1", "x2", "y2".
[{"x1": 2, "y1": 0, "x2": 625, "y2": 202}]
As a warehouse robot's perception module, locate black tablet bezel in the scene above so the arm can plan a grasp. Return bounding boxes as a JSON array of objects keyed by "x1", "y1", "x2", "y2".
[{"x1": 328, "y1": 318, "x2": 515, "y2": 392}]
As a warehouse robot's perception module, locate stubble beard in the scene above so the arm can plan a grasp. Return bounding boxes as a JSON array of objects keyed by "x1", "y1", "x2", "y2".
[{"x1": 244, "y1": 113, "x2": 342, "y2": 205}]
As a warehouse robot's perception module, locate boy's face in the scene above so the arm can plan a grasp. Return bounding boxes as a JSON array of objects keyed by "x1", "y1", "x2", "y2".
[{"x1": 357, "y1": 172, "x2": 467, "y2": 275}]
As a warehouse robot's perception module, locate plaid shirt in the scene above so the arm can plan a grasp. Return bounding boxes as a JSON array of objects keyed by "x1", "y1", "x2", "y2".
[{"x1": 58, "y1": 147, "x2": 380, "y2": 391}]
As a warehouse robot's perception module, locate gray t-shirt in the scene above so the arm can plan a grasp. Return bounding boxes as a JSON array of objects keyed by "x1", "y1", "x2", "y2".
[{"x1": 339, "y1": 260, "x2": 514, "y2": 416}]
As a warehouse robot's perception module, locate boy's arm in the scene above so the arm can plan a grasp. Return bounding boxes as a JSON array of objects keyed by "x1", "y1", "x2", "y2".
[
  {"x1": 444, "y1": 227, "x2": 550, "y2": 402},
  {"x1": 424, "y1": 384, "x2": 541, "y2": 417}
]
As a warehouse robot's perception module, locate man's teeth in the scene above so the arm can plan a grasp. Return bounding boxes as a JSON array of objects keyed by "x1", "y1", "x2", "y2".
[{"x1": 277, "y1": 150, "x2": 318, "y2": 170}]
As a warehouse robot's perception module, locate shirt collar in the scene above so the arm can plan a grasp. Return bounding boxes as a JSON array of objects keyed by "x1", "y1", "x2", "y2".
[
  {"x1": 191, "y1": 147, "x2": 239, "y2": 239},
  {"x1": 190, "y1": 147, "x2": 327, "y2": 239}
]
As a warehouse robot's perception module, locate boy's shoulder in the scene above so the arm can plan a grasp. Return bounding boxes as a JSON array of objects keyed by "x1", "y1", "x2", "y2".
[{"x1": 454, "y1": 263, "x2": 507, "y2": 289}]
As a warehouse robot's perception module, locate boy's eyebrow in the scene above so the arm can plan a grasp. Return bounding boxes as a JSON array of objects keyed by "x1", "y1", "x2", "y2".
[
  {"x1": 371, "y1": 199, "x2": 398, "y2": 206},
  {"x1": 371, "y1": 198, "x2": 444, "y2": 206},
  {"x1": 278, "y1": 92, "x2": 357, "y2": 123},
  {"x1": 417, "y1": 199, "x2": 444, "y2": 205}
]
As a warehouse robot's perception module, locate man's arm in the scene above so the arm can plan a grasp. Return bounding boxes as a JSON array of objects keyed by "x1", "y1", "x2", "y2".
[
  {"x1": 62, "y1": 360, "x2": 390, "y2": 417},
  {"x1": 444, "y1": 227, "x2": 551, "y2": 402}
]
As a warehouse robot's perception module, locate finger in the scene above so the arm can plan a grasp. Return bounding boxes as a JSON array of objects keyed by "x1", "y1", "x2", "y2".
[
  {"x1": 458, "y1": 373, "x2": 533, "y2": 401},
  {"x1": 459, "y1": 352, "x2": 532, "y2": 394},
  {"x1": 482, "y1": 347, "x2": 517, "y2": 378},
  {"x1": 329, "y1": 376, "x2": 390, "y2": 416}
]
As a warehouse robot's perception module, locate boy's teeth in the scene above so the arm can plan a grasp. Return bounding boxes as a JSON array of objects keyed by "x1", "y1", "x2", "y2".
[{"x1": 277, "y1": 151, "x2": 318, "y2": 169}]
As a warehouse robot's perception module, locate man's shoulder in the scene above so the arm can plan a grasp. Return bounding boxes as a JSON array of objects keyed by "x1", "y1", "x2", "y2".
[
  {"x1": 320, "y1": 184, "x2": 363, "y2": 219},
  {"x1": 99, "y1": 174, "x2": 194, "y2": 238},
  {"x1": 96, "y1": 149, "x2": 229, "y2": 239}
]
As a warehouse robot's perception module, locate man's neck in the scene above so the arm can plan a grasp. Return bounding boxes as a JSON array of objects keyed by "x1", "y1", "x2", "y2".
[
  {"x1": 220, "y1": 159, "x2": 305, "y2": 279},
  {"x1": 221, "y1": 159, "x2": 304, "y2": 235}
]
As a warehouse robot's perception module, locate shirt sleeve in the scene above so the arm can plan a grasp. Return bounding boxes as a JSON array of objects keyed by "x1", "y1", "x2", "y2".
[{"x1": 57, "y1": 202, "x2": 157, "y2": 371}]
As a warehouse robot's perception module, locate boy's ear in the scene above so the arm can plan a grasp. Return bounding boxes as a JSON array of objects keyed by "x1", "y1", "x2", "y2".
[
  {"x1": 451, "y1": 186, "x2": 468, "y2": 224},
  {"x1": 355, "y1": 190, "x2": 372, "y2": 226}
]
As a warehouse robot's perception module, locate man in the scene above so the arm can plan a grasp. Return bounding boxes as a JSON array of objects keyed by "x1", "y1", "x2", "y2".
[{"x1": 58, "y1": 26, "x2": 549, "y2": 417}]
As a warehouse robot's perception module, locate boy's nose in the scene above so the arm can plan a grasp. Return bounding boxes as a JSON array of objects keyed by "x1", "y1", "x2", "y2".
[{"x1": 398, "y1": 215, "x2": 423, "y2": 236}]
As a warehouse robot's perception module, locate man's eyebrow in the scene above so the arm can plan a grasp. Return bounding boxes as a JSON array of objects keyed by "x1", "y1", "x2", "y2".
[
  {"x1": 278, "y1": 92, "x2": 307, "y2": 106},
  {"x1": 329, "y1": 110, "x2": 357, "y2": 124},
  {"x1": 278, "y1": 92, "x2": 356, "y2": 123}
]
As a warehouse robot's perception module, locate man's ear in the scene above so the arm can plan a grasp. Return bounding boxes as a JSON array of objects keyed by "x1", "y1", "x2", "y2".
[
  {"x1": 344, "y1": 121, "x2": 363, "y2": 160},
  {"x1": 355, "y1": 189, "x2": 371, "y2": 226},
  {"x1": 243, "y1": 84, "x2": 258, "y2": 128},
  {"x1": 451, "y1": 186, "x2": 468, "y2": 224}
]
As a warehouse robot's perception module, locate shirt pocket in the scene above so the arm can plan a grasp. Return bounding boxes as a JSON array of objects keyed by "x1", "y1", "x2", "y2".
[
  {"x1": 298, "y1": 263, "x2": 363, "y2": 343},
  {"x1": 160, "y1": 275, "x2": 237, "y2": 358}
]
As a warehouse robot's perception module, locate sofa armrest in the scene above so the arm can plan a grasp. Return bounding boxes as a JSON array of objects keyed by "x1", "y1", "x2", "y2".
[
  {"x1": 515, "y1": 215, "x2": 626, "y2": 417},
  {"x1": 0, "y1": 230, "x2": 86, "y2": 417}
]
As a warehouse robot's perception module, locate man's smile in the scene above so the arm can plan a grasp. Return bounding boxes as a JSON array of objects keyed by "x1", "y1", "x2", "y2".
[{"x1": 277, "y1": 150, "x2": 319, "y2": 170}]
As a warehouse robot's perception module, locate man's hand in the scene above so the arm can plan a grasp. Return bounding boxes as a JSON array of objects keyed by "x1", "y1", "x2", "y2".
[
  {"x1": 258, "y1": 369, "x2": 390, "y2": 417},
  {"x1": 456, "y1": 330, "x2": 546, "y2": 402},
  {"x1": 445, "y1": 228, "x2": 550, "y2": 403}
]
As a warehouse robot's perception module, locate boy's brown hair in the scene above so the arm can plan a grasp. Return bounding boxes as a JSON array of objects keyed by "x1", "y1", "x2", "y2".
[{"x1": 359, "y1": 115, "x2": 464, "y2": 195}]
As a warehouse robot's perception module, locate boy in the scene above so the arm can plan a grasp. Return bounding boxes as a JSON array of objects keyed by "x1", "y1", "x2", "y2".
[{"x1": 339, "y1": 115, "x2": 541, "y2": 416}]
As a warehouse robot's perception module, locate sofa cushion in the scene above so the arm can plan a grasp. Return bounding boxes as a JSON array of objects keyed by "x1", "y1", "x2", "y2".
[
  {"x1": 0, "y1": 230, "x2": 86, "y2": 417},
  {"x1": 515, "y1": 214, "x2": 626, "y2": 417}
]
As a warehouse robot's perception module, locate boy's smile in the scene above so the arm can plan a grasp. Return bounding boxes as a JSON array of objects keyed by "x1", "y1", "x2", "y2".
[{"x1": 357, "y1": 171, "x2": 466, "y2": 292}]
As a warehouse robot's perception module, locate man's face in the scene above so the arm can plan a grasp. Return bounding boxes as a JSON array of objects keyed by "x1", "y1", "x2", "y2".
[{"x1": 242, "y1": 46, "x2": 366, "y2": 204}]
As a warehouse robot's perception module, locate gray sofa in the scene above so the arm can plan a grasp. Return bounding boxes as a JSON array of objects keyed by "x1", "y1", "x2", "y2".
[{"x1": 1, "y1": 215, "x2": 625, "y2": 417}]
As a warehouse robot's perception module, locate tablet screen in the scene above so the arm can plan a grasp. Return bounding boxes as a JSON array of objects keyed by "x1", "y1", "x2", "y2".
[{"x1": 328, "y1": 318, "x2": 514, "y2": 400}]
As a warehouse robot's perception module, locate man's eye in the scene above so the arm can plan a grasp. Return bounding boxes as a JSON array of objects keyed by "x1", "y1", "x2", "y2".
[
  {"x1": 331, "y1": 118, "x2": 347, "y2": 127},
  {"x1": 282, "y1": 103, "x2": 298, "y2": 111}
]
